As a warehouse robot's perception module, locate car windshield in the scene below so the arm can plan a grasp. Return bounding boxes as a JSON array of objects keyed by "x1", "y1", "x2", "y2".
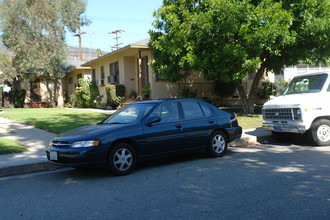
[
  {"x1": 283, "y1": 74, "x2": 328, "y2": 95},
  {"x1": 102, "y1": 103, "x2": 156, "y2": 124}
]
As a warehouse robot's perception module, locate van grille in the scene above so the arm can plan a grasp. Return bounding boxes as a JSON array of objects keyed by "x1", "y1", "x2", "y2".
[{"x1": 263, "y1": 108, "x2": 294, "y2": 120}]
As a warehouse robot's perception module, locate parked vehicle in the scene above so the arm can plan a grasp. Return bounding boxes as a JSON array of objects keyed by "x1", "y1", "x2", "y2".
[
  {"x1": 262, "y1": 72, "x2": 330, "y2": 146},
  {"x1": 46, "y1": 98, "x2": 242, "y2": 175}
]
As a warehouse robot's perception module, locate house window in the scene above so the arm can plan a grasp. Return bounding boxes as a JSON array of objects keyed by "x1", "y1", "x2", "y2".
[
  {"x1": 109, "y1": 61, "x2": 119, "y2": 84},
  {"x1": 92, "y1": 69, "x2": 96, "y2": 81},
  {"x1": 69, "y1": 77, "x2": 73, "y2": 84},
  {"x1": 100, "y1": 66, "x2": 105, "y2": 85}
]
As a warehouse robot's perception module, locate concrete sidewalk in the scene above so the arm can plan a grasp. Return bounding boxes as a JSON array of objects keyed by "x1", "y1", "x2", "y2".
[{"x1": 0, "y1": 116, "x2": 272, "y2": 177}]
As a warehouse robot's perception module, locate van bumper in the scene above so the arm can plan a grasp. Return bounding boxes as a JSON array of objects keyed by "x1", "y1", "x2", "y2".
[{"x1": 262, "y1": 123, "x2": 307, "y2": 134}]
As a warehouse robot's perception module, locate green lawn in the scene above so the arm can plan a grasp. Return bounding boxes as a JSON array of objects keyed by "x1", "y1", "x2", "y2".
[
  {"x1": 1, "y1": 108, "x2": 109, "y2": 134},
  {"x1": 0, "y1": 138, "x2": 28, "y2": 155},
  {"x1": 236, "y1": 114, "x2": 264, "y2": 130}
]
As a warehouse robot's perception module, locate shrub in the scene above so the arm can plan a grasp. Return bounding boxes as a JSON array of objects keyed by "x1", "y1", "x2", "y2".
[
  {"x1": 106, "y1": 85, "x2": 125, "y2": 109},
  {"x1": 75, "y1": 78, "x2": 101, "y2": 108},
  {"x1": 214, "y1": 80, "x2": 237, "y2": 98},
  {"x1": 257, "y1": 81, "x2": 277, "y2": 100},
  {"x1": 180, "y1": 86, "x2": 197, "y2": 98},
  {"x1": 11, "y1": 89, "x2": 26, "y2": 108}
]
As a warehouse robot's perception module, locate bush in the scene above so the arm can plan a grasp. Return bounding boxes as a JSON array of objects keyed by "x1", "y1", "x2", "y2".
[
  {"x1": 257, "y1": 81, "x2": 277, "y2": 100},
  {"x1": 106, "y1": 85, "x2": 125, "y2": 109},
  {"x1": 75, "y1": 78, "x2": 101, "y2": 108},
  {"x1": 115, "y1": 84, "x2": 125, "y2": 97},
  {"x1": 11, "y1": 89, "x2": 26, "y2": 108},
  {"x1": 214, "y1": 80, "x2": 237, "y2": 97},
  {"x1": 180, "y1": 86, "x2": 197, "y2": 98}
]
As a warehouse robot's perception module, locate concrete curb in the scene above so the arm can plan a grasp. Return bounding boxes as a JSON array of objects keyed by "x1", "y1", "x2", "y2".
[{"x1": 0, "y1": 162, "x2": 62, "y2": 177}]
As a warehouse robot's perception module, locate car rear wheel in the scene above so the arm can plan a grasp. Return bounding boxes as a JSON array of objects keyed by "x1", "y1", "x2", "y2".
[
  {"x1": 309, "y1": 119, "x2": 330, "y2": 146},
  {"x1": 207, "y1": 131, "x2": 228, "y2": 157},
  {"x1": 108, "y1": 143, "x2": 136, "y2": 176}
]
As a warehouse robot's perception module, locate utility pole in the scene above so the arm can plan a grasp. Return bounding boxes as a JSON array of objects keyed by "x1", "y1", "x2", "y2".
[
  {"x1": 108, "y1": 30, "x2": 125, "y2": 51},
  {"x1": 73, "y1": 26, "x2": 86, "y2": 60}
]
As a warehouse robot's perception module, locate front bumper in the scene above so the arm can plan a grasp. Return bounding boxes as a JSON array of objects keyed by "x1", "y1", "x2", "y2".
[
  {"x1": 45, "y1": 146, "x2": 109, "y2": 168},
  {"x1": 262, "y1": 122, "x2": 307, "y2": 134}
]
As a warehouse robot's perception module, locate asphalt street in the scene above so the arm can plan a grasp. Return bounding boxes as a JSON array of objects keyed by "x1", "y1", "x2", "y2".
[{"x1": 0, "y1": 144, "x2": 329, "y2": 220}]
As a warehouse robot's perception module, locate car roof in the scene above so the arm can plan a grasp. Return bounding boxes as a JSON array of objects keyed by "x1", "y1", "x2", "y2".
[{"x1": 130, "y1": 98, "x2": 203, "y2": 105}]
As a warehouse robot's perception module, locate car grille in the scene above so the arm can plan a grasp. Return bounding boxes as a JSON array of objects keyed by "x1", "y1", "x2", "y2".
[
  {"x1": 263, "y1": 108, "x2": 295, "y2": 120},
  {"x1": 51, "y1": 140, "x2": 71, "y2": 148}
]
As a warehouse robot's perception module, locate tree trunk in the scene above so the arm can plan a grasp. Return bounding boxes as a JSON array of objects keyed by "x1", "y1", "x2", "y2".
[
  {"x1": 56, "y1": 78, "x2": 64, "y2": 108},
  {"x1": 236, "y1": 80, "x2": 248, "y2": 115},
  {"x1": 237, "y1": 65, "x2": 265, "y2": 115}
]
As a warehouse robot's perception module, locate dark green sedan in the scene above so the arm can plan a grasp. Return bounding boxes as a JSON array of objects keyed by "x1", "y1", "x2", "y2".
[{"x1": 46, "y1": 98, "x2": 242, "y2": 175}]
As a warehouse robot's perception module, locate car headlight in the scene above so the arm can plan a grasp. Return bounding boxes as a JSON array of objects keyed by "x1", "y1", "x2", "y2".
[{"x1": 71, "y1": 140, "x2": 99, "y2": 148}]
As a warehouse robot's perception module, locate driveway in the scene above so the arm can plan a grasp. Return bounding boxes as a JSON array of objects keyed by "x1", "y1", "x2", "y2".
[{"x1": 0, "y1": 144, "x2": 329, "y2": 219}]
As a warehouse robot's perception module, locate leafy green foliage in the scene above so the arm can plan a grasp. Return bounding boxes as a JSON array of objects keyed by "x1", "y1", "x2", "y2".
[
  {"x1": 180, "y1": 86, "x2": 197, "y2": 98},
  {"x1": 257, "y1": 81, "x2": 277, "y2": 100},
  {"x1": 106, "y1": 85, "x2": 126, "y2": 109},
  {"x1": 0, "y1": 0, "x2": 89, "y2": 107},
  {"x1": 214, "y1": 80, "x2": 237, "y2": 98},
  {"x1": 150, "y1": 0, "x2": 330, "y2": 114},
  {"x1": 11, "y1": 89, "x2": 26, "y2": 108},
  {"x1": 75, "y1": 78, "x2": 101, "y2": 108}
]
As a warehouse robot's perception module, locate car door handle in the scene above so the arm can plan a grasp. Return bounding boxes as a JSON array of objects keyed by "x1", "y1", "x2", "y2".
[
  {"x1": 208, "y1": 120, "x2": 214, "y2": 124},
  {"x1": 175, "y1": 125, "x2": 183, "y2": 130}
]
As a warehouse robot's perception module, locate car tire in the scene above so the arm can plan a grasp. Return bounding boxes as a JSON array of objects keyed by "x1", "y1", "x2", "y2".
[
  {"x1": 309, "y1": 119, "x2": 330, "y2": 146},
  {"x1": 207, "y1": 131, "x2": 228, "y2": 157},
  {"x1": 108, "y1": 143, "x2": 136, "y2": 176}
]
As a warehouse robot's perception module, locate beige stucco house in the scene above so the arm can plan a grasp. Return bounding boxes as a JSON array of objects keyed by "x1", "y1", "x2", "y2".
[
  {"x1": 63, "y1": 38, "x2": 272, "y2": 107},
  {"x1": 64, "y1": 39, "x2": 181, "y2": 104}
]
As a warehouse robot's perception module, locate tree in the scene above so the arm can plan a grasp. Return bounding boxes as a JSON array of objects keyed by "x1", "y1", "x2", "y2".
[
  {"x1": 96, "y1": 49, "x2": 103, "y2": 57},
  {"x1": 0, "y1": 0, "x2": 89, "y2": 108},
  {"x1": 150, "y1": 0, "x2": 330, "y2": 114}
]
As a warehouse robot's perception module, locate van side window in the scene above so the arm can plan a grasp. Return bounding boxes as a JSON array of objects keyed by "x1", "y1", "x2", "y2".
[{"x1": 327, "y1": 83, "x2": 330, "y2": 92}]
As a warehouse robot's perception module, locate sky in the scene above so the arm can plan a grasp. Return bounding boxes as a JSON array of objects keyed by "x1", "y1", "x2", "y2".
[{"x1": 65, "y1": 0, "x2": 163, "y2": 52}]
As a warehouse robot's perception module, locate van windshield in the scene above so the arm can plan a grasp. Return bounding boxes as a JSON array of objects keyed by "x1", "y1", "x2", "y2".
[{"x1": 283, "y1": 74, "x2": 328, "y2": 95}]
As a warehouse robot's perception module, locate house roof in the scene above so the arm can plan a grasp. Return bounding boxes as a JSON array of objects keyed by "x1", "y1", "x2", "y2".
[{"x1": 81, "y1": 38, "x2": 152, "y2": 67}]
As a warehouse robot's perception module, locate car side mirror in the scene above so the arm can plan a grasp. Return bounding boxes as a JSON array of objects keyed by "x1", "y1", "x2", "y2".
[{"x1": 146, "y1": 116, "x2": 161, "y2": 126}]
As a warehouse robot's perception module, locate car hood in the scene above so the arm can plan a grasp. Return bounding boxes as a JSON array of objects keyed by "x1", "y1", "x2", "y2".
[
  {"x1": 55, "y1": 123, "x2": 133, "y2": 142},
  {"x1": 263, "y1": 93, "x2": 321, "y2": 108}
]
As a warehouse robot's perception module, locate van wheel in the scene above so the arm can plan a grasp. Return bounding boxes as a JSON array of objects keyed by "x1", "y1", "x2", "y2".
[
  {"x1": 108, "y1": 143, "x2": 136, "y2": 176},
  {"x1": 309, "y1": 119, "x2": 330, "y2": 146}
]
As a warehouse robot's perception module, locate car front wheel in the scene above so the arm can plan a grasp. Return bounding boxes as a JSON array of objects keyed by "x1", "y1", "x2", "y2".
[
  {"x1": 207, "y1": 131, "x2": 228, "y2": 157},
  {"x1": 108, "y1": 143, "x2": 136, "y2": 176}
]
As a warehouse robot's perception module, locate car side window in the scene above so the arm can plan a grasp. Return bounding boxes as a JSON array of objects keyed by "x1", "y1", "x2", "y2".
[
  {"x1": 199, "y1": 102, "x2": 213, "y2": 116},
  {"x1": 327, "y1": 83, "x2": 330, "y2": 92},
  {"x1": 181, "y1": 100, "x2": 204, "y2": 119},
  {"x1": 149, "y1": 102, "x2": 180, "y2": 122}
]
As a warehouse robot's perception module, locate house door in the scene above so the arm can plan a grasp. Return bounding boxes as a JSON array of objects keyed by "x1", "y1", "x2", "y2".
[{"x1": 30, "y1": 79, "x2": 41, "y2": 102}]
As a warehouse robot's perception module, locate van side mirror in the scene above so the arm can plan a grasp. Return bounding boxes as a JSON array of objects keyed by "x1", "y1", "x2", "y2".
[{"x1": 146, "y1": 116, "x2": 161, "y2": 126}]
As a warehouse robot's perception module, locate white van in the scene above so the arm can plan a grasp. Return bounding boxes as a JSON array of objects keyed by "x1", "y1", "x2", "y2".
[{"x1": 262, "y1": 72, "x2": 330, "y2": 146}]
